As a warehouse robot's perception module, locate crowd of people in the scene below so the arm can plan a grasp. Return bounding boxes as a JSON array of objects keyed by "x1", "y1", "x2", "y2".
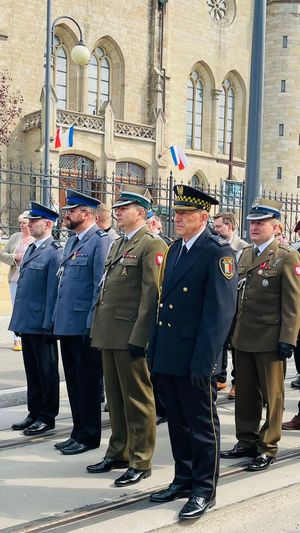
[{"x1": 1, "y1": 183, "x2": 300, "y2": 521}]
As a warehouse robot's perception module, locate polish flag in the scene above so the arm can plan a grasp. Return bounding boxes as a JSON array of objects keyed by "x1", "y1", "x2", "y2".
[{"x1": 54, "y1": 127, "x2": 62, "y2": 149}]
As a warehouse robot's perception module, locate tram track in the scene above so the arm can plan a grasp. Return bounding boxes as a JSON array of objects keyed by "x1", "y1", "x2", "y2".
[
  {"x1": 3, "y1": 445, "x2": 300, "y2": 533},
  {"x1": 0, "y1": 396, "x2": 235, "y2": 452}
]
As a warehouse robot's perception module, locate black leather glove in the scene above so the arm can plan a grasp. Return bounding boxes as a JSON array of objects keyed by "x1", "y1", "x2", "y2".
[
  {"x1": 82, "y1": 331, "x2": 91, "y2": 345},
  {"x1": 277, "y1": 342, "x2": 294, "y2": 360},
  {"x1": 14, "y1": 332, "x2": 21, "y2": 338},
  {"x1": 190, "y1": 373, "x2": 211, "y2": 389},
  {"x1": 128, "y1": 343, "x2": 146, "y2": 359},
  {"x1": 43, "y1": 328, "x2": 57, "y2": 345}
]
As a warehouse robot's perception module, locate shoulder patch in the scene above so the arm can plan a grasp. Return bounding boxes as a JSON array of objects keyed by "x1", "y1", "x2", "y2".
[
  {"x1": 96, "y1": 229, "x2": 108, "y2": 238},
  {"x1": 219, "y1": 256, "x2": 235, "y2": 279},
  {"x1": 210, "y1": 234, "x2": 230, "y2": 247},
  {"x1": 51, "y1": 241, "x2": 62, "y2": 249}
]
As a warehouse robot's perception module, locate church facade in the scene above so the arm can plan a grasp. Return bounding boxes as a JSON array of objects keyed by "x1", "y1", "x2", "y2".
[{"x1": 0, "y1": 0, "x2": 252, "y2": 203}]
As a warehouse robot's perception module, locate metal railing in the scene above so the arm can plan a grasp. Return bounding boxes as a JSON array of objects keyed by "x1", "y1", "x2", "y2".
[{"x1": 0, "y1": 159, "x2": 299, "y2": 242}]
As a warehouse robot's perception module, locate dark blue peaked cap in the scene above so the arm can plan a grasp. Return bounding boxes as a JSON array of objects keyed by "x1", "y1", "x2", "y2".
[
  {"x1": 61, "y1": 189, "x2": 101, "y2": 210},
  {"x1": 26, "y1": 202, "x2": 59, "y2": 222}
]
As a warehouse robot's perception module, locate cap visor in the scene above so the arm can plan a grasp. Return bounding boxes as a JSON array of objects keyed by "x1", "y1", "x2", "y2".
[
  {"x1": 61, "y1": 204, "x2": 80, "y2": 210},
  {"x1": 247, "y1": 213, "x2": 274, "y2": 221},
  {"x1": 112, "y1": 200, "x2": 136, "y2": 209},
  {"x1": 174, "y1": 205, "x2": 201, "y2": 211}
]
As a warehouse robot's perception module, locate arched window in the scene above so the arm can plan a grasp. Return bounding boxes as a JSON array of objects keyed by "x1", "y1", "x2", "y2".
[
  {"x1": 116, "y1": 162, "x2": 145, "y2": 181},
  {"x1": 59, "y1": 155, "x2": 95, "y2": 205},
  {"x1": 186, "y1": 71, "x2": 203, "y2": 150},
  {"x1": 218, "y1": 79, "x2": 235, "y2": 154},
  {"x1": 54, "y1": 36, "x2": 68, "y2": 109},
  {"x1": 190, "y1": 174, "x2": 207, "y2": 190},
  {"x1": 88, "y1": 47, "x2": 110, "y2": 115}
]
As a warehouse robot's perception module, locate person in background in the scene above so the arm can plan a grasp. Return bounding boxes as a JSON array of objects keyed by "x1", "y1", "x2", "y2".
[
  {"x1": 292, "y1": 220, "x2": 300, "y2": 251},
  {"x1": 0, "y1": 211, "x2": 34, "y2": 351},
  {"x1": 95, "y1": 203, "x2": 119, "y2": 240},
  {"x1": 282, "y1": 400, "x2": 300, "y2": 431},
  {"x1": 274, "y1": 222, "x2": 289, "y2": 246},
  {"x1": 146, "y1": 211, "x2": 173, "y2": 245},
  {"x1": 290, "y1": 220, "x2": 300, "y2": 389},
  {"x1": 213, "y1": 211, "x2": 248, "y2": 399},
  {"x1": 9, "y1": 203, "x2": 62, "y2": 435}
]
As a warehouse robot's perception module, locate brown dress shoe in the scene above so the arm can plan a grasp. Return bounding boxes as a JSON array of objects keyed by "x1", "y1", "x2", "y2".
[
  {"x1": 228, "y1": 386, "x2": 236, "y2": 400},
  {"x1": 217, "y1": 381, "x2": 227, "y2": 391},
  {"x1": 282, "y1": 414, "x2": 300, "y2": 430}
]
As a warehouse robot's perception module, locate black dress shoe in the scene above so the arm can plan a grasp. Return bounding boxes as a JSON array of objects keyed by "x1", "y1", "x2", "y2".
[
  {"x1": 179, "y1": 496, "x2": 216, "y2": 520},
  {"x1": 247, "y1": 454, "x2": 274, "y2": 471},
  {"x1": 87, "y1": 457, "x2": 129, "y2": 473},
  {"x1": 150, "y1": 482, "x2": 192, "y2": 502},
  {"x1": 11, "y1": 416, "x2": 35, "y2": 431},
  {"x1": 61, "y1": 440, "x2": 99, "y2": 455},
  {"x1": 54, "y1": 437, "x2": 75, "y2": 450},
  {"x1": 23, "y1": 421, "x2": 55, "y2": 436},
  {"x1": 220, "y1": 443, "x2": 257, "y2": 459},
  {"x1": 114, "y1": 467, "x2": 151, "y2": 486}
]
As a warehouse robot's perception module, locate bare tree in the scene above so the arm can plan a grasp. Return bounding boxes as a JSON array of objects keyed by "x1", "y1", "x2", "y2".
[{"x1": 0, "y1": 71, "x2": 23, "y2": 146}]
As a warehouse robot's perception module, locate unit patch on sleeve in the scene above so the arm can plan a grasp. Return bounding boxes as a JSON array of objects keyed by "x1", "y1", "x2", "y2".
[
  {"x1": 156, "y1": 253, "x2": 164, "y2": 266},
  {"x1": 219, "y1": 256, "x2": 235, "y2": 280},
  {"x1": 294, "y1": 265, "x2": 300, "y2": 276}
]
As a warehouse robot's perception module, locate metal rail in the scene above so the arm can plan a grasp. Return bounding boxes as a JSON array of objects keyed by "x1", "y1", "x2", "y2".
[{"x1": 2, "y1": 443, "x2": 300, "y2": 532}]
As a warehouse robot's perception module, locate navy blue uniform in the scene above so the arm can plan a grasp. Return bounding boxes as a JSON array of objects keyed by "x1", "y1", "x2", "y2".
[
  {"x1": 148, "y1": 228, "x2": 238, "y2": 498},
  {"x1": 9, "y1": 238, "x2": 62, "y2": 425},
  {"x1": 53, "y1": 225, "x2": 111, "y2": 447}
]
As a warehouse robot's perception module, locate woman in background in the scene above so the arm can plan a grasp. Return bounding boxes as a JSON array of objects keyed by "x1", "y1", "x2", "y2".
[{"x1": 0, "y1": 211, "x2": 34, "y2": 350}]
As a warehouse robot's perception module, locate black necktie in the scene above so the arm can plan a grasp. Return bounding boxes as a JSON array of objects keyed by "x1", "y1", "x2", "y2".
[
  {"x1": 28, "y1": 244, "x2": 36, "y2": 256},
  {"x1": 70, "y1": 236, "x2": 79, "y2": 252},
  {"x1": 253, "y1": 246, "x2": 260, "y2": 260},
  {"x1": 175, "y1": 244, "x2": 188, "y2": 267}
]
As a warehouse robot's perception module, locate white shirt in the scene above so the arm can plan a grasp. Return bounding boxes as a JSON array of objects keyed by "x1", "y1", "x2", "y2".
[
  {"x1": 126, "y1": 224, "x2": 146, "y2": 241},
  {"x1": 34, "y1": 236, "x2": 50, "y2": 248},
  {"x1": 254, "y1": 236, "x2": 275, "y2": 256},
  {"x1": 76, "y1": 223, "x2": 97, "y2": 240},
  {"x1": 180, "y1": 227, "x2": 206, "y2": 252}
]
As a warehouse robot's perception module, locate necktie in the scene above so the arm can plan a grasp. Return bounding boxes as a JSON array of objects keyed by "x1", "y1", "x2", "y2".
[
  {"x1": 253, "y1": 246, "x2": 260, "y2": 259},
  {"x1": 119, "y1": 236, "x2": 128, "y2": 253},
  {"x1": 70, "y1": 236, "x2": 79, "y2": 252},
  {"x1": 175, "y1": 244, "x2": 188, "y2": 267},
  {"x1": 28, "y1": 244, "x2": 36, "y2": 256}
]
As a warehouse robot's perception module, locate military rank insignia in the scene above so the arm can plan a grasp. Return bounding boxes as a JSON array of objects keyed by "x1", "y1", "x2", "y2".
[{"x1": 219, "y1": 256, "x2": 235, "y2": 280}]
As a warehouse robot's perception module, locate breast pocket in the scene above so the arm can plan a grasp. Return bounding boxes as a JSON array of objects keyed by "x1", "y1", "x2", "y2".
[
  {"x1": 28, "y1": 262, "x2": 45, "y2": 280},
  {"x1": 69, "y1": 257, "x2": 88, "y2": 280}
]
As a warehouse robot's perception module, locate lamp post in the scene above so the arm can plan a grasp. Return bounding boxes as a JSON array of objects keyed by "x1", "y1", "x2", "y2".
[
  {"x1": 242, "y1": 0, "x2": 267, "y2": 239},
  {"x1": 42, "y1": 0, "x2": 90, "y2": 206}
]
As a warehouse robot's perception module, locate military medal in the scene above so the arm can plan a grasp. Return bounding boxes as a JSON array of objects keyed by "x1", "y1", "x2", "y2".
[
  {"x1": 72, "y1": 253, "x2": 77, "y2": 260},
  {"x1": 262, "y1": 279, "x2": 269, "y2": 287},
  {"x1": 121, "y1": 267, "x2": 127, "y2": 276},
  {"x1": 258, "y1": 269, "x2": 263, "y2": 275}
]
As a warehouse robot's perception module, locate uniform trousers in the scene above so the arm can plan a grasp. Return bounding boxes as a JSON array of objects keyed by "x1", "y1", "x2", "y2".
[
  {"x1": 293, "y1": 332, "x2": 300, "y2": 374},
  {"x1": 157, "y1": 374, "x2": 219, "y2": 499},
  {"x1": 102, "y1": 349, "x2": 156, "y2": 470},
  {"x1": 60, "y1": 336, "x2": 102, "y2": 446},
  {"x1": 21, "y1": 334, "x2": 59, "y2": 424},
  {"x1": 235, "y1": 350, "x2": 284, "y2": 457}
]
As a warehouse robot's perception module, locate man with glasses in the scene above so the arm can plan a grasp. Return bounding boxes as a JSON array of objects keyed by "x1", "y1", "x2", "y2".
[{"x1": 53, "y1": 189, "x2": 111, "y2": 455}]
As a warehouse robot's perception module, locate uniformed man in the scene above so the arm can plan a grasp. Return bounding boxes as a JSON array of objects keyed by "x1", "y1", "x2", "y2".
[
  {"x1": 53, "y1": 189, "x2": 111, "y2": 455},
  {"x1": 87, "y1": 185, "x2": 167, "y2": 486},
  {"x1": 221, "y1": 198, "x2": 300, "y2": 471},
  {"x1": 9, "y1": 202, "x2": 62, "y2": 435},
  {"x1": 213, "y1": 211, "x2": 248, "y2": 399},
  {"x1": 148, "y1": 185, "x2": 238, "y2": 520}
]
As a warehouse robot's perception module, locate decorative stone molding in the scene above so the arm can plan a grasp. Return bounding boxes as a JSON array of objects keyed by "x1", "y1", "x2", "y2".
[
  {"x1": 206, "y1": 0, "x2": 236, "y2": 26},
  {"x1": 22, "y1": 111, "x2": 42, "y2": 131},
  {"x1": 114, "y1": 120, "x2": 156, "y2": 141},
  {"x1": 57, "y1": 110, "x2": 105, "y2": 132}
]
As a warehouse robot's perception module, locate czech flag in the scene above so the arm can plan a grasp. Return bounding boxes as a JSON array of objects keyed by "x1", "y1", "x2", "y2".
[
  {"x1": 170, "y1": 145, "x2": 188, "y2": 170},
  {"x1": 54, "y1": 127, "x2": 62, "y2": 149},
  {"x1": 66, "y1": 125, "x2": 74, "y2": 148}
]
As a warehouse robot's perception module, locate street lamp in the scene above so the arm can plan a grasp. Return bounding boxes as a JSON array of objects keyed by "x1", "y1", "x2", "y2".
[{"x1": 42, "y1": 0, "x2": 90, "y2": 206}]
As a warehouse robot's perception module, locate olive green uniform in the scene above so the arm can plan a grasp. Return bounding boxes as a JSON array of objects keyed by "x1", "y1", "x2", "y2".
[
  {"x1": 232, "y1": 241, "x2": 300, "y2": 457},
  {"x1": 91, "y1": 226, "x2": 167, "y2": 469}
]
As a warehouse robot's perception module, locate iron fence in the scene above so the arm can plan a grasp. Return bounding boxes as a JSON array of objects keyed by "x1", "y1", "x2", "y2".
[{"x1": 0, "y1": 159, "x2": 300, "y2": 242}]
